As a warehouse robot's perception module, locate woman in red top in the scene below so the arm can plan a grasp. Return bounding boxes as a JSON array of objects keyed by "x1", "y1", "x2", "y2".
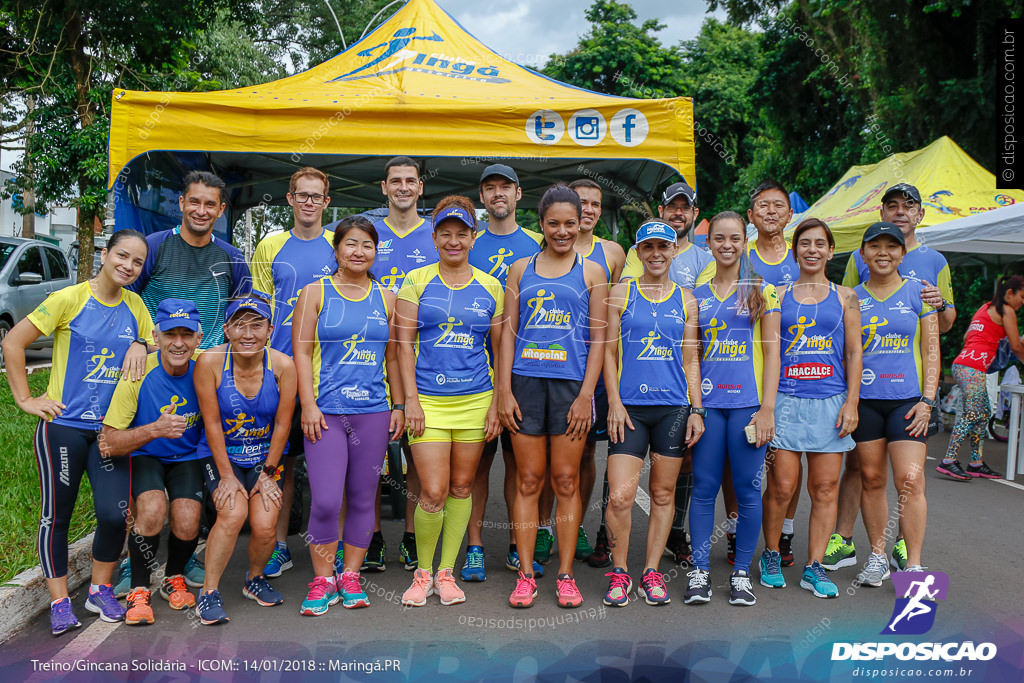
[{"x1": 939, "y1": 275, "x2": 1024, "y2": 480}]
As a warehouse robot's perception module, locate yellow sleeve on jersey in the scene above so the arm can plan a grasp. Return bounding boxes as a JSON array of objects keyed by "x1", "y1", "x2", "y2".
[
  {"x1": 762, "y1": 283, "x2": 781, "y2": 313},
  {"x1": 124, "y1": 290, "x2": 155, "y2": 344},
  {"x1": 696, "y1": 261, "x2": 716, "y2": 286},
  {"x1": 620, "y1": 246, "x2": 642, "y2": 280},
  {"x1": 524, "y1": 229, "x2": 543, "y2": 245},
  {"x1": 475, "y1": 269, "x2": 505, "y2": 318},
  {"x1": 103, "y1": 353, "x2": 159, "y2": 430},
  {"x1": 842, "y1": 253, "x2": 861, "y2": 288},
  {"x1": 937, "y1": 263, "x2": 954, "y2": 307},
  {"x1": 397, "y1": 263, "x2": 437, "y2": 305},
  {"x1": 27, "y1": 282, "x2": 85, "y2": 336},
  {"x1": 251, "y1": 231, "x2": 290, "y2": 300}
]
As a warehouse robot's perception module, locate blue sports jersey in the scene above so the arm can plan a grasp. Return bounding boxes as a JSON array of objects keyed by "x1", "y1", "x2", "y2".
[
  {"x1": 398, "y1": 264, "x2": 504, "y2": 396},
  {"x1": 313, "y1": 277, "x2": 391, "y2": 414},
  {"x1": 694, "y1": 282, "x2": 780, "y2": 408},
  {"x1": 779, "y1": 283, "x2": 848, "y2": 398},
  {"x1": 512, "y1": 254, "x2": 591, "y2": 381},
  {"x1": 668, "y1": 243, "x2": 716, "y2": 289},
  {"x1": 370, "y1": 218, "x2": 436, "y2": 291},
  {"x1": 617, "y1": 280, "x2": 689, "y2": 405},
  {"x1": 749, "y1": 242, "x2": 799, "y2": 288},
  {"x1": 104, "y1": 353, "x2": 203, "y2": 462},
  {"x1": 28, "y1": 282, "x2": 154, "y2": 430},
  {"x1": 251, "y1": 229, "x2": 337, "y2": 354},
  {"x1": 855, "y1": 280, "x2": 935, "y2": 400},
  {"x1": 580, "y1": 238, "x2": 612, "y2": 280},
  {"x1": 469, "y1": 225, "x2": 542, "y2": 286},
  {"x1": 845, "y1": 244, "x2": 954, "y2": 308},
  {"x1": 197, "y1": 349, "x2": 286, "y2": 467}
]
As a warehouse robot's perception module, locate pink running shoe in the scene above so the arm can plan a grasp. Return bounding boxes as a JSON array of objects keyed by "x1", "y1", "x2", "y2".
[
  {"x1": 556, "y1": 574, "x2": 583, "y2": 608},
  {"x1": 433, "y1": 568, "x2": 466, "y2": 605},
  {"x1": 401, "y1": 569, "x2": 433, "y2": 607},
  {"x1": 509, "y1": 571, "x2": 537, "y2": 608}
]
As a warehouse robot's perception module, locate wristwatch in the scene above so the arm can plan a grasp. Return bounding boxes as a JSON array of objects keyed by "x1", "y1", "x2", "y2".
[
  {"x1": 132, "y1": 336, "x2": 148, "y2": 346},
  {"x1": 689, "y1": 407, "x2": 707, "y2": 417},
  {"x1": 392, "y1": 403, "x2": 405, "y2": 412},
  {"x1": 935, "y1": 299, "x2": 949, "y2": 313},
  {"x1": 919, "y1": 396, "x2": 938, "y2": 408},
  {"x1": 261, "y1": 463, "x2": 284, "y2": 480}
]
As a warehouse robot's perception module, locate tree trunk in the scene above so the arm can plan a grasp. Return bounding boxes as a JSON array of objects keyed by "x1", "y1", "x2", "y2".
[
  {"x1": 22, "y1": 95, "x2": 36, "y2": 240},
  {"x1": 65, "y1": 4, "x2": 96, "y2": 282}
]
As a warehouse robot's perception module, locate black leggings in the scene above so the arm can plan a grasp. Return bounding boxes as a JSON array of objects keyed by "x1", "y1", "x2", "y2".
[{"x1": 34, "y1": 420, "x2": 131, "y2": 578}]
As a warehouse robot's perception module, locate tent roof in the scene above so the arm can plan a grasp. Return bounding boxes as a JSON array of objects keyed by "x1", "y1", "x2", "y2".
[
  {"x1": 108, "y1": 0, "x2": 694, "y2": 217},
  {"x1": 786, "y1": 136, "x2": 1024, "y2": 253},
  {"x1": 917, "y1": 202, "x2": 1024, "y2": 256}
]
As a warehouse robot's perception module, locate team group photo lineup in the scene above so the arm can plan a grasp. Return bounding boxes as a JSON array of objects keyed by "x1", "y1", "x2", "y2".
[{"x1": 8, "y1": 151, "x2": 1021, "y2": 637}]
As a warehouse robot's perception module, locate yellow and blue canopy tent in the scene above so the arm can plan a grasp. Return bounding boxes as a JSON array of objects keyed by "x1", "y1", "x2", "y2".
[
  {"x1": 786, "y1": 136, "x2": 1024, "y2": 255},
  {"x1": 108, "y1": 0, "x2": 694, "y2": 240}
]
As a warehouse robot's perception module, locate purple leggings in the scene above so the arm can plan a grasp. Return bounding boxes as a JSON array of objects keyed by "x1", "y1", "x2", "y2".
[{"x1": 304, "y1": 411, "x2": 391, "y2": 547}]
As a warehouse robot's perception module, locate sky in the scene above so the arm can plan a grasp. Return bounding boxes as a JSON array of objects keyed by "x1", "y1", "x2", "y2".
[{"x1": 439, "y1": 0, "x2": 717, "y2": 67}]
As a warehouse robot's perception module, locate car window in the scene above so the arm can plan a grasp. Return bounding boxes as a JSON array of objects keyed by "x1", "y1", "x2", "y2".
[
  {"x1": 44, "y1": 247, "x2": 70, "y2": 280},
  {"x1": 12, "y1": 246, "x2": 43, "y2": 281},
  {"x1": 0, "y1": 243, "x2": 16, "y2": 271}
]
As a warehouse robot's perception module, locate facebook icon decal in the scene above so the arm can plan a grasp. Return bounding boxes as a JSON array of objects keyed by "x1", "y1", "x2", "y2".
[
  {"x1": 610, "y1": 108, "x2": 648, "y2": 147},
  {"x1": 882, "y1": 571, "x2": 950, "y2": 636}
]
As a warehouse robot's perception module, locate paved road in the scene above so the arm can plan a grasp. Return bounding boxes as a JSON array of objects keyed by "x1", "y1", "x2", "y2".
[{"x1": 3, "y1": 431, "x2": 1023, "y2": 682}]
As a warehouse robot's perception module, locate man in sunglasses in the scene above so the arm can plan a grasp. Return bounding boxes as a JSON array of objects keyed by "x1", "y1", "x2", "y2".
[{"x1": 251, "y1": 166, "x2": 338, "y2": 582}]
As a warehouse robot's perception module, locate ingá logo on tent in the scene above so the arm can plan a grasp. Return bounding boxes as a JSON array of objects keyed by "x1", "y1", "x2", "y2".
[{"x1": 332, "y1": 28, "x2": 508, "y2": 84}]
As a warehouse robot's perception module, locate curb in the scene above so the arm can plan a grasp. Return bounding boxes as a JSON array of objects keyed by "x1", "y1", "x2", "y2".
[{"x1": 0, "y1": 532, "x2": 95, "y2": 644}]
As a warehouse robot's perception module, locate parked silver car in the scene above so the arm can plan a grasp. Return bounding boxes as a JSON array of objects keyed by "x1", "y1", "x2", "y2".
[{"x1": 0, "y1": 236, "x2": 75, "y2": 367}]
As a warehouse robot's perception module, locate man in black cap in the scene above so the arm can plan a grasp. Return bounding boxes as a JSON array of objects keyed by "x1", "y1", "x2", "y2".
[
  {"x1": 461, "y1": 163, "x2": 544, "y2": 582},
  {"x1": 843, "y1": 183, "x2": 955, "y2": 333},
  {"x1": 621, "y1": 180, "x2": 713, "y2": 288}
]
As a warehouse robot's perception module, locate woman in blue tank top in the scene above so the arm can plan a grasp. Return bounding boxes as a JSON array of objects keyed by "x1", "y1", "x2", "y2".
[
  {"x1": 849, "y1": 222, "x2": 939, "y2": 584},
  {"x1": 291, "y1": 216, "x2": 405, "y2": 615},
  {"x1": 498, "y1": 184, "x2": 608, "y2": 609},
  {"x1": 193, "y1": 295, "x2": 297, "y2": 625},
  {"x1": 759, "y1": 219, "x2": 862, "y2": 598},
  {"x1": 687, "y1": 211, "x2": 780, "y2": 608},
  {"x1": 602, "y1": 220, "x2": 705, "y2": 607}
]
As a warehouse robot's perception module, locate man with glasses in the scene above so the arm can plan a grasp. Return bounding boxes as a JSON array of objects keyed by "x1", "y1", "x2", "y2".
[{"x1": 251, "y1": 167, "x2": 338, "y2": 581}]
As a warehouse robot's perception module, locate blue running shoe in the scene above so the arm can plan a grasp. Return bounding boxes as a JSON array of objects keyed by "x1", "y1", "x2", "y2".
[
  {"x1": 264, "y1": 543, "x2": 293, "y2": 578},
  {"x1": 243, "y1": 573, "x2": 284, "y2": 606},
  {"x1": 333, "y1": 547, "x2": 345, "y2": 575},
  {"x1": 184, "y1": 553, "x2": 205, "y2": 588},
  {"x1": 113, "y1": 558, "x2": 132, "y2": 598},
  {"x1": 800, "y1": 561, "x2": 839, "y2": 598},
  {"x1": 338, "y1": 571, "x2": 370, "y2": 609},
  {"x1": 50, "y1": 597, "x2": 81, "y2": 636},
  {"x1": 461, "y1": 545, "x2": 486, "y2": 582},
  {"x1": 85, "y1": 584, "x2": 126, "y2": 622},
  {"x1": 399, "y1": 537, "x2": 417, "y2": 571},
  {"x1": 196, "y1": 589, "x2": 229, "y2": 625},
  {"x1": 505, "y1": 549, "x2": 543, "y2": 578},
  {"x1": 759, "y1": 549, "x2": 786, "y2": 588},
  {"x1": 300, "y1": 576, "x2": 339, "y2": 616}
]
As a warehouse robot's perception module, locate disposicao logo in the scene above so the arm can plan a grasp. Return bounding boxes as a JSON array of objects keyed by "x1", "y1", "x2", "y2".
[
  {"x1": 831, "y1": 571, "x2": 997, "y2": 663},
  {"x1": 331, "y1": 28, "x2": 508, "y2": 84}
]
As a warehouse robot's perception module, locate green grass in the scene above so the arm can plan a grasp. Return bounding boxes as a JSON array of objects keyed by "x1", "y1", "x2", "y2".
[{"x1": 1, "y1": 370, "x2": 98, "y2": 584}]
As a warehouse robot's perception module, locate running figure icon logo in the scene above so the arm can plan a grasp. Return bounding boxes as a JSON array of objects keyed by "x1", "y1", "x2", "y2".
[{"x1": 882, "y1": 571, "x2": 949, "y2": 635}]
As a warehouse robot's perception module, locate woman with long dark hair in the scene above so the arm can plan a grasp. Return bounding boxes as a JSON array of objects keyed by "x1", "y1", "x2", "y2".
[{"x1": 938, "y1": 274, "x2": 1024, "y2": 480}]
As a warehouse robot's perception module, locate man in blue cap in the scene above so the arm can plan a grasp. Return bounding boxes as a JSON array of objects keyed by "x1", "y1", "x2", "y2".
[{"x1": 101, "y1": 298, "x2": 205, "y2": 625}]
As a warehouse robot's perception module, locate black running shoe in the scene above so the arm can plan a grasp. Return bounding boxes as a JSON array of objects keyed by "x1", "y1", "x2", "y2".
[
  {"x1": 935, "y1": 459, "x2": 971, "y2": 481},
  {"x1": 588, "y1": 527, "x2": 612, "y2": 568},
  {"x1": 779, "y1": 533, "x2": 794, "y2": 568},
  {"x1": 361, "y1": 532, "x2": 386, "y2": 572},
  {"x1": 664, "y1": 529, "x2": 692, "y2": 565},
  {"x1": 967, "y1": 461, "x2": 1003, "y2": 479}
]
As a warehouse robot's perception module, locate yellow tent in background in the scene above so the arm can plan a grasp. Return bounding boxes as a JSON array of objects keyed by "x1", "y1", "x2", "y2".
[
  {"x1": 786, "y1": 136, "x2": 1024, "y2": 253},
  {"x1": 107, "y1": 0, "x2": 693, "y2": 236}
]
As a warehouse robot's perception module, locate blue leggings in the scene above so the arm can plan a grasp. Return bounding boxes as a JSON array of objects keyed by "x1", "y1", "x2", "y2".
[{"x1": 690, "y1": 407, "x2": 766, "y2": 573}]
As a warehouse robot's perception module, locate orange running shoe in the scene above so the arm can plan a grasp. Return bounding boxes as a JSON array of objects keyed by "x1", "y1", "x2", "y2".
[
  {"x1": 125, "y1": 588, "x2": 155, "y2": 625},
  {"x1": 160, "y1": 574, "x2": 196, "y2": 610}
]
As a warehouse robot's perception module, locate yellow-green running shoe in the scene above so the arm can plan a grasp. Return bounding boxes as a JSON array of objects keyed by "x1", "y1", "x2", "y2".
[
  {"x1": 821, "y1": 534, "x2": 856, "y2": 571},
  {"x1": 890, "y1": 538, "x2": 907, "y2": 571}
]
